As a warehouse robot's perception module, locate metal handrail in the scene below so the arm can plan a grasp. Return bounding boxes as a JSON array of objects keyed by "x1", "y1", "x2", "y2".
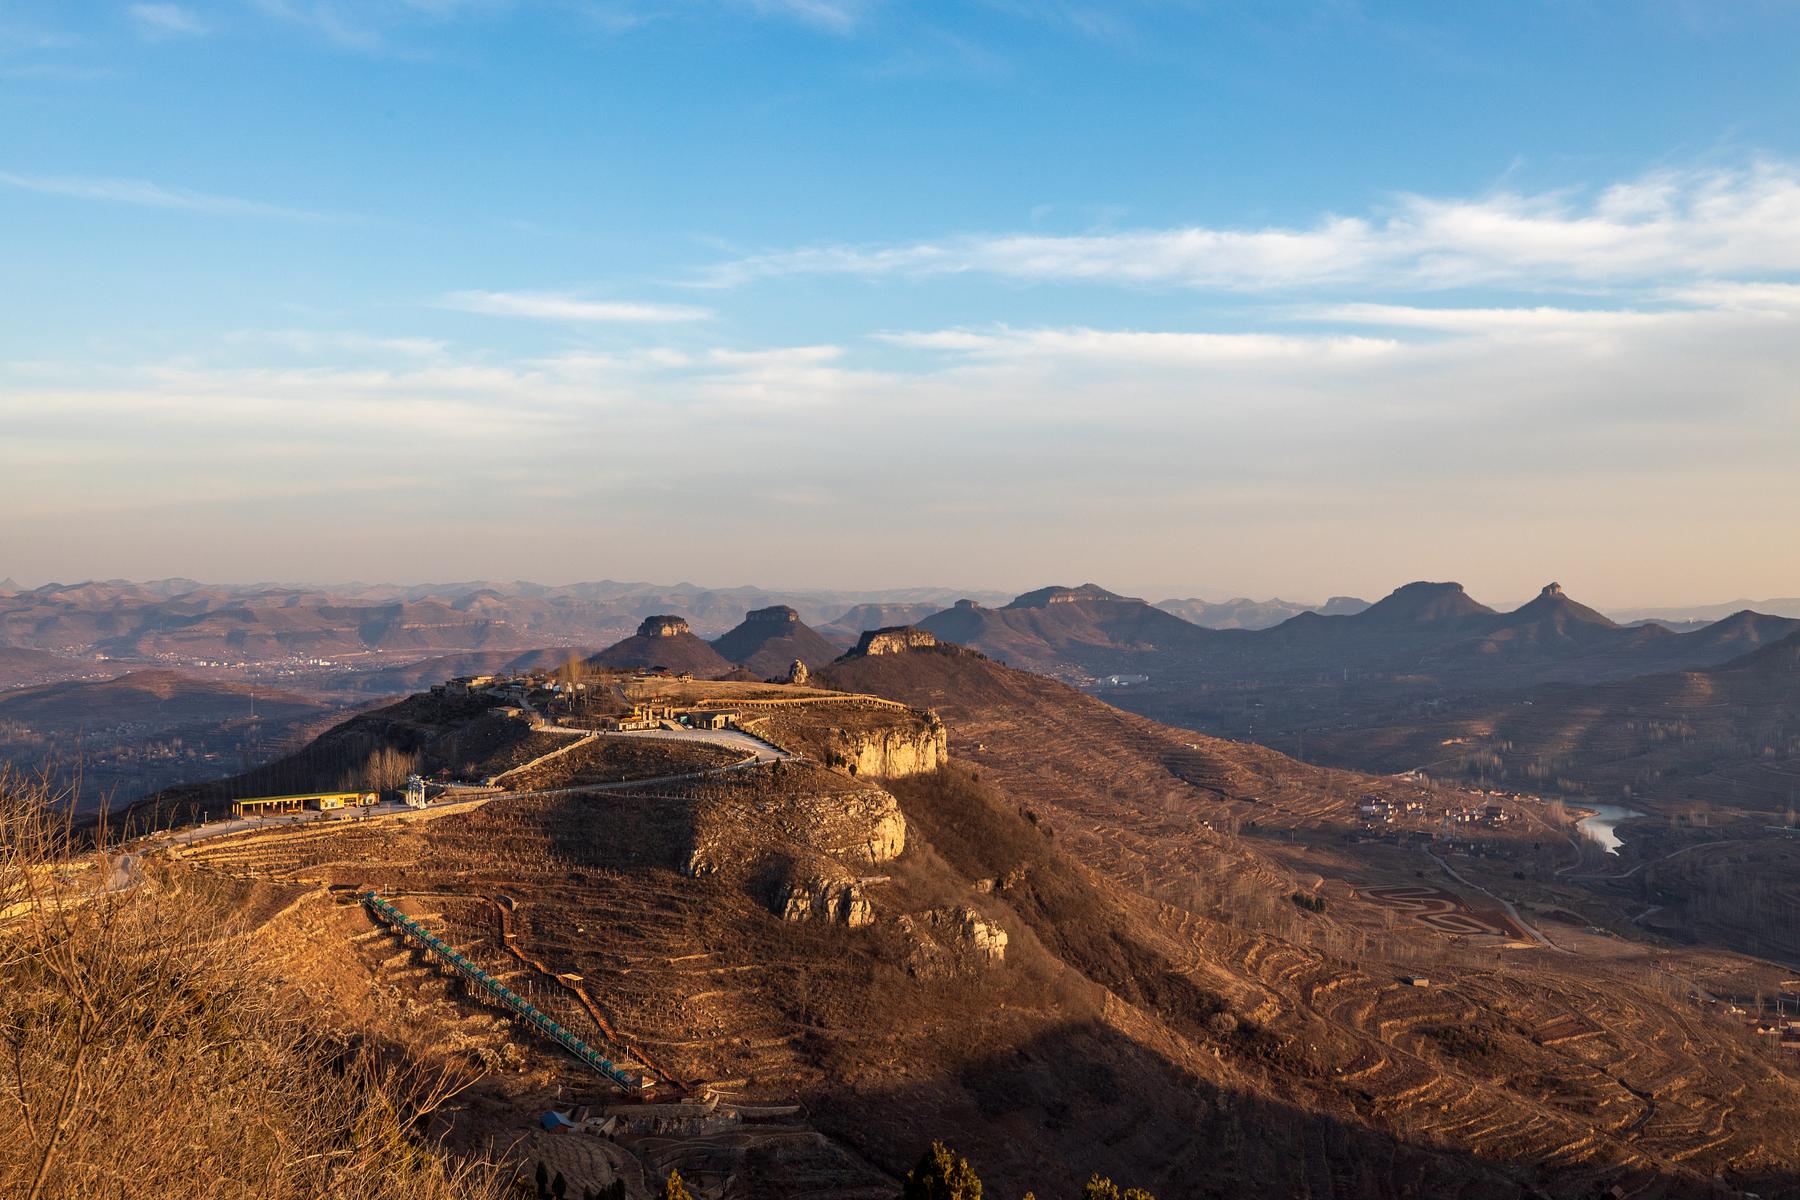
[{"x1": 362, "y1": 892, "x2": 641, "y2": 1091}]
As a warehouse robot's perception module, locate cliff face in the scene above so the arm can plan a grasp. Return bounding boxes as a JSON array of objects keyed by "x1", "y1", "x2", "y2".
[
  {"x1": 825, "y1": 714, "x2": 948, "y2": 780},
  {"x1": 852, "y1": 626, "x2": 939, "y2": 656}
]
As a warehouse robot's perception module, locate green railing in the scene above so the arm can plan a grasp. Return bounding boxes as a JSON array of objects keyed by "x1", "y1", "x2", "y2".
[{"x1": 362, "y1": 892, "x2": 641, "y2": 1092}]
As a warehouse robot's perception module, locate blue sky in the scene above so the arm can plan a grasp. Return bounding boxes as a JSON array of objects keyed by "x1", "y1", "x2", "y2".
[{"x1": 3, "y1": 2, "x2": 1800, "y2": 606}]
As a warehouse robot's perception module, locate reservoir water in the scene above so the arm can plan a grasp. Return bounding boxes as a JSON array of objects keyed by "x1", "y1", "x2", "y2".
[{"x1": 1576, "y1": 803, "x2": 1643, "y2": 855}]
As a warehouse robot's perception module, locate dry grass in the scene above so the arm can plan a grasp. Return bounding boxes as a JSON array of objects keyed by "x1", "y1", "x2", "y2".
[{"x1": 0, "y1": 768, "x2": 505, "y2": 1200}]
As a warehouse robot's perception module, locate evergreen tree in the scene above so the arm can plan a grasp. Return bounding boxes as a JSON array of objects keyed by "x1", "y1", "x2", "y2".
[
  {"x1": 900, "y1": 1141, "x2": 982, "y2": 1200},
  {"x1": 552, "y1": 1171, "x2": 567, "y2": 1200},
  {"x1": 535, "y1": 1161, "x2": 549, "y2": 1200}
]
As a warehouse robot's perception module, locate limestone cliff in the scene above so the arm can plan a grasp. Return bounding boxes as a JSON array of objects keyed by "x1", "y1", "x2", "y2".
[
  {"x1": 776, "y1": 863, "x2": 874, "y2": 928},
  {"x1": 851, "y1": 626, "x2": 938, "y2": 656},
  {"x1": 822, "y1": 712, "x2": 948, "y2": 780}
]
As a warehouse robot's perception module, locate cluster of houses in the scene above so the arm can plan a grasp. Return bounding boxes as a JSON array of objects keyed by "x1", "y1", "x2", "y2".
[
  {"x1": 1353, "y1": 795, "x2": 1509, "y2": 827},
  {"x1": 1737, "y1": 1004, "x2": 1800, "y2": 1054},
  {"x1": 1354, "y1": 795, "x2": 1427, "y2": 823}
]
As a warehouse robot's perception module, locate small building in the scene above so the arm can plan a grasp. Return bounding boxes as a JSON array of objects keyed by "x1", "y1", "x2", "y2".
[
  {"x1": 231, "y1": 791, "x2": 377, "y2": 818},
  {"x1": 442, "y1": 675, "x2": 497, "y2": 697},
  {"x1": 681, "y1": 710, "x2": 736, "y2": 731}
]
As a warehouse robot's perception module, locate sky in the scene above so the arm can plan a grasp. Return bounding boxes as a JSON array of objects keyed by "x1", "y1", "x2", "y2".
[{"x1": 2, "y1": 1, "x2": 1799, "y2": 608}]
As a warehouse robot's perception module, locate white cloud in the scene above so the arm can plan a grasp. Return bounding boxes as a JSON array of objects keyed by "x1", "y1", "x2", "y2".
[
  {"x1": 6, "y1": 296, "x2": 1798, "y2": 599},
  {"x1": 704, "y1": 161, "x2": 1800, "y2": 292},
  {"x1": 878, "y1": 325, "x2": 1398, "y2": 366},
  {"x1": 442, "y1": 290, "x2": 714, "y2": 323},
  {"x1": 128, "y1": 5, "x2": 210, "y2": 38},
  {"x1": 1315, "y1": 304, "x2": 1678, "y2": 334},
  {"x1": 1660, "y1": 281, "x2": 1800, "y2": 311},
  {"x1": 226, "y1": 330, "x2": 451, "y2": 357},
  {"x1": 0, "y1": 170, "x2": 329, "y2": 220}
]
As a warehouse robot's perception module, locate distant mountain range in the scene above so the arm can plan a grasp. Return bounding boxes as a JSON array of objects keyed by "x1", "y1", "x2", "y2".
[
  {"x1": 1155, "y1": 594, "x2": 1369, "y2": 629},
  {"x1": 0, "y1": 578, "x2": 1009, "y2": 662},
  {"x1": 1610, "y1": 597, "x2": 1800, "y2": 623}
]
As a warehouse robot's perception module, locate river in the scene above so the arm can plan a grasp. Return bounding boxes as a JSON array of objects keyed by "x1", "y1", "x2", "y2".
[{"x1": 1575, "y1": 803, "x2": 1643, "y2": 855}]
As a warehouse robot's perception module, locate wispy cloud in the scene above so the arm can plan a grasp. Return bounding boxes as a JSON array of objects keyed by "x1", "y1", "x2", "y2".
[
  {"x1": 741, "y1": 0, "x2": 872, "y2": 35},
  {"x1": 247, "y1": 0, "x2": 867, "y2": 53},
  {"x1": 128, "y1": 4, "x2": 210, "y2": 39},
  {"x1": 443, "y1": 290, "x2": 714, "y2": 323},
  {"x1": 878, "y1": 326, "x2": 1398, "y2": 366},
  {"x1": 703, "y1": 161, "x2": 1800, "y2": 291},
  {"x1": 0, "y1": 171, "x2": 332, "y2": 220}
]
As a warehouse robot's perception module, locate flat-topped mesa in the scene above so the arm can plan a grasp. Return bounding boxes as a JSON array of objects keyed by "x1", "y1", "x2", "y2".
[
  {"x1": 745, "y1": 604, "x2": 801, "y2": 624},
  {"x1": 853, "y1": 626, "x2": 938, "y2": 657},
  {"x1": 638, "y1": 615, "x2": 690, "y2": 638},
  {"x1": 1005, "y1": 582, "x2": 1137, "y2": 609}
]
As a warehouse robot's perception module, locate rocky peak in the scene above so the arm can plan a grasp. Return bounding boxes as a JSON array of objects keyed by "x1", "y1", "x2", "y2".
[
  {"x1": 1541, "y1": 582, "x2": 1563, "y2": 598},
  {"x1": 953, "y1": 598, "x2": 982, "y2": 610},
  {"x1": 853, "y1": 626, "x2": 938, "y2": 656},
  {"x1": 638, "y1": 615, "x2": 691, "y2": 638}
]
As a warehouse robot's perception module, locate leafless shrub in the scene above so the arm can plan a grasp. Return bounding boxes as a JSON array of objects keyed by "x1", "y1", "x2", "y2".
[{"x1": 0, "y1": 767, "x2": 501, "y2": 1200}]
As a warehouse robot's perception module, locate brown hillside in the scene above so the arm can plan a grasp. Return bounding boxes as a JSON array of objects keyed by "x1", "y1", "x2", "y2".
[
  {"x1": 588, "y1": 616, "x2": 733, "y2": 677},
  {"x1": 709, "y1": 606, "x2": 842, "y2": 677}
]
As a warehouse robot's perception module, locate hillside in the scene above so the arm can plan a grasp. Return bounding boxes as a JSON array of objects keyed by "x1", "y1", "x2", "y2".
[
  {"x1": 918, "y1": 585, "x2": 1212, "y2": 675},
  {"x1": 587, "y1": 616, "x2": 733, "y2": 677},
  {"x1": 335, "y1": 646, "x2": 601, "y2": 694},
  {"x1": 127, "y1": 639, "x2": 1800, "y2": 1198},
  {"x1": 1308, "y1": 631, "x2": 1800, "y2": 816},
  {"x1": 0, "y1": 669, "x2": 325, "y2": 728},
  {"x1": 0, "y1": 670, "x2": 343, "y2": 810},
  {"x1": 709, "y1": 606, "x2": 842, "y2": 677},
  {"x1": 0, "y1": 645, "x2": 110, "y2": 689}
]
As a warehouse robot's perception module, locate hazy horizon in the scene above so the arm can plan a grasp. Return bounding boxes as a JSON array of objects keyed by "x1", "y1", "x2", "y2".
[
  {"x1": 4, "y1": 4, "x2": 1798, "y2": 607},
  {"x1": 3, "y1": 569, "x2": 1796, "y2": 618}
]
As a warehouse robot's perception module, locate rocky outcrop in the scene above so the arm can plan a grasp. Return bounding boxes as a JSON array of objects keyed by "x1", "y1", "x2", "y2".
[
  {"x1": 953, "y1": 907, "x2": 1008, "y2": 961},
  {"x1": 824, "y1": 712, "x2": 948, "y2": 779},
  {"x1": 638, "y1": 615, "x2": 691, "y2": 638},
  {"x1": 852, "y1": 626, "x2": 938, "y2": 657},
  {"x1": 897, "y1": 906, "x2": 1008, "y2": 976},
  {"x1": 681, "y1": 762, "x2": 906, "y2": 927},
  {"x1": 786, "y1": 659, "x2": 809, "y2": 685},
  {"x1": 776, "y1": 863, "x2": 873, "y2": 928}
]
